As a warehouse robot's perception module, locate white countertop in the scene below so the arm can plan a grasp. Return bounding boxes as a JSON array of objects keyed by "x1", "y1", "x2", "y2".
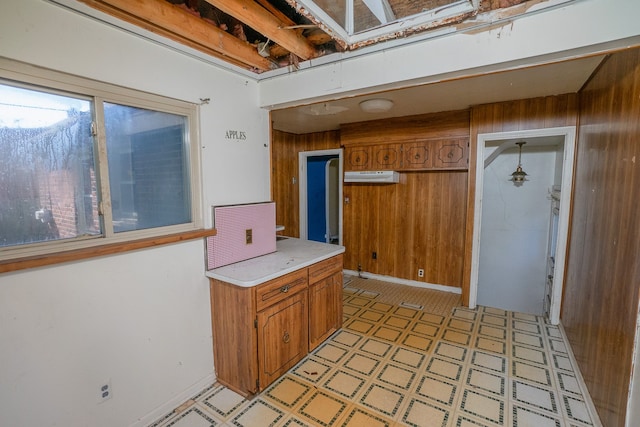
[{"x1": 205, "y1": 237, "x2": 345, "y2": 287}]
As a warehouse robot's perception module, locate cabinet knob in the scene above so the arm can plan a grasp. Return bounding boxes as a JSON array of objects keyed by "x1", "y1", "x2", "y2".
[
  {"x1": 283, "y1": 331, "x2": 290, "y2": 343},
  {"x1": 280, "y1": 285, "x2": 290, "y2": 293}
]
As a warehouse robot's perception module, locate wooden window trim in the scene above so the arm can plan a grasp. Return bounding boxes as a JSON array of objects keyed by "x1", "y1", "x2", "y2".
[{"x1": 0, "y1": 228, "x2": 216, "y2": 274}]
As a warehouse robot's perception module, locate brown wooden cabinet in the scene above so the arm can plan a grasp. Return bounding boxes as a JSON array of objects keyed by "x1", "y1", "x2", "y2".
[
  {"x1": 432, "y1": 138, "x2": 468, "y2": 169},
  {"x1": 257, "y1": 289, "x2": 308, "y2": 389},
  {"x1": 308, "y1": 255, "x2": 343, "y2": 350},
  {"x1": 346, "y1": 146, "x2": 372, "y2": 170},
  {"x1": 209, "y1": 254, "x2": 343, "y2": 396},
  {"x1": 402, "y1": 141, "x2": 431, "y2": 169},
  {"x1": 344, "y1": 139, "x2": 468, "y2": 172},
  {"x1": 372, "y1": 144, "x2": 402, "y2": 170}
]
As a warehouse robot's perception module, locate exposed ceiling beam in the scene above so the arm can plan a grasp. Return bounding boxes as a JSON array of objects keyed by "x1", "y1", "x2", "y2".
[
  {"x1": 269, "y1": 28, "x2": 331, "y2": 58},
  {"x1": 254, "y1": 0, "x2": 297, "y2": 29},
  {"x1": 204, "y1": 0, "x2": 318, "y2": 60},
  {"x1": 77, "y1": 0, "x2": 274, "y2": 72}
]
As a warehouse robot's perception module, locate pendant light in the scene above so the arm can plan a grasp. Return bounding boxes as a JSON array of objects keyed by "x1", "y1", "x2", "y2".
[{"x1": 510, "y1": 142, "x2": 528, "y2": 186}]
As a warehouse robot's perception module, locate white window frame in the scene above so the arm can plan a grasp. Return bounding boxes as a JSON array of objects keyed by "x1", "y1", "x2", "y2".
[{"x1": 0, "y1": 58, "x2": 203, "y2": 261}]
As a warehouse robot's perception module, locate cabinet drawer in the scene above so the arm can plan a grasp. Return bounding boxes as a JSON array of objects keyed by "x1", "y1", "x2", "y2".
[
  {"x1": 308, "y1": 254, "x2": 343, "y2": 284},
  {"x1": 256, "y1": 269, "x2": 308, "y2": 312}
]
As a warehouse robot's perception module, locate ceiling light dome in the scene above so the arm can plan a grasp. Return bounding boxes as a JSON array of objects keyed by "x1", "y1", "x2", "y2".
[{"x1": 359, "y1": 98, "x2": 394, "y2": 113}]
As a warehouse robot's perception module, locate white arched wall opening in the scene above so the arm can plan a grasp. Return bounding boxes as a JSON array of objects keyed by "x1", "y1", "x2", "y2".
[{"x1": 469, "y1": 127, "x2": 576, "y2": 325}]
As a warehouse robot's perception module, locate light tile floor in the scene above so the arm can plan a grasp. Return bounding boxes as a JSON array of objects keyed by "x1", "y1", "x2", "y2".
[{"x1": 149, "y1": 281, "x2": 599, "y2": 427}]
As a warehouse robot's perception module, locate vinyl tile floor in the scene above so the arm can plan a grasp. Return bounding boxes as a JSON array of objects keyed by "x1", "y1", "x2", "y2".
[{"x1": 149, "y1": 279, "x2": 600, "y2": 427}]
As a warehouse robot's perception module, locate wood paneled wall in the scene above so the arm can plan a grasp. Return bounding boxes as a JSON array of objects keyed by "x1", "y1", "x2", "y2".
[
  {"x1": 562, "y1": 49, "x2": 640, "y2": 427},
  {"x1": 465, "y1": 94, "x2": 579, "y2": 302},
  {"x1": 271, "y1": 111, "x2": 470, "y2": 289},
  {"x1": 343, "y1": 171, "x2": 468, "y2": 287},
  {"x1": 270, "y1": 129, "x2": 340, "y2": 237},
  {"x1": 341, "y1": 110, "x2": 470, "y2": 288},
  {"x1": 341, "y1": 109, "x2": 471, "y2": 144}
]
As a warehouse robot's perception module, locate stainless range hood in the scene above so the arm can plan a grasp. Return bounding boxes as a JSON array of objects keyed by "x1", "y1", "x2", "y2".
[{"x1": 344, "y1": 170, "x2": 400, "y2": 183}]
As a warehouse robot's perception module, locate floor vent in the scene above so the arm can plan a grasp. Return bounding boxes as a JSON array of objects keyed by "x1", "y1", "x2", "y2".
[{"x1": 400, "y1": 301, "x2": 424, "y2": 310}]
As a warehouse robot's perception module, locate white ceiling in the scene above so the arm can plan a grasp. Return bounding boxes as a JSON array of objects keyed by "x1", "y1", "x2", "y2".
[{"x1": 270, "y1": 55, "x2": 605, "y2": 134}]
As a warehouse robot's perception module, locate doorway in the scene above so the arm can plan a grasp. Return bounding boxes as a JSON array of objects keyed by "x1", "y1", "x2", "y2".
[
  {"x1": 469, "y1": 127, "x2": 576, "y2": 324},
  {"x1": 298, "y1": 149, "x2": 343, "y2": 245}
]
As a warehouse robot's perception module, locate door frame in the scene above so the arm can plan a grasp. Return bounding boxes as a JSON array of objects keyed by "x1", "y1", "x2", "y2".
[
  {"x1": 298, "y1": 149, "x2": 344, "y2": 245},
  {"x1": 469, "y1": 126, "x2": 576, "y2": 324}
]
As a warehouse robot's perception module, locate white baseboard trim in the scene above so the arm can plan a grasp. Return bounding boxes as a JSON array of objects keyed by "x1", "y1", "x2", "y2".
[
  {"x1": 343, "y1": 269, "x2": 462, "y2": 294},
  {"x1": 130, "y1": 373, "x2": 216, "y2": 427}
]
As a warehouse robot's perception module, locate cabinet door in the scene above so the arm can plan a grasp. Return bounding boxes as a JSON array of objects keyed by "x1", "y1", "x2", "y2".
[
  {"x1": 432, "y1": 138, "x2": 468, "y2": 169},
  {"x1": 257, "y1": 290, "x2": 308, "y2": 391},
  {"x1": 372, "y1": 144, "x2": 402, "y2": 170},
  {"x1": 402, "y1": 141, "x2": 431, "y2": 169},
  {"x1": 309, "y1": 272, "x2": 343, "y2": 351},
  {"x1": 345, "y1": 146, "x2": 372, "y2": 171}
]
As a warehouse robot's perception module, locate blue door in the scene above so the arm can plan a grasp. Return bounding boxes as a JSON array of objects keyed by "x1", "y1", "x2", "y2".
[{"x1": 307, "y1": 155, "x2": 337, "y2": 242}]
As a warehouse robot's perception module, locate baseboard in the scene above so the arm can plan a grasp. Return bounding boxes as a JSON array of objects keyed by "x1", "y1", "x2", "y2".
[
  {"x1": 343, "y1": 269, "x2": 462, "y2": 294},
  {"x1": 130, "y1": 373, "x2": 216, "y2": 427}
]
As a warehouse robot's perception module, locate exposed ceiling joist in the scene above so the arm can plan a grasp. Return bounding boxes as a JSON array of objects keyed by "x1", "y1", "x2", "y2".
[
  {"x1": 203, "y1": 0, "x2": 318, "y2": 60},
  {"x1": 77, "y1": 0, "x2": 274, "y2": 72}
]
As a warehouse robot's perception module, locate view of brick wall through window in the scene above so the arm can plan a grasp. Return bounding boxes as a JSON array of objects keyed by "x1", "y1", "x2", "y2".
[{"x1": 0, "y1": 112, "x2": 98, "y2": 247}]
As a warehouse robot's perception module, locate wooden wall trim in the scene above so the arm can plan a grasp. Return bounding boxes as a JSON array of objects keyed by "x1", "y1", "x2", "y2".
[{"x1": 0, "y1": 228, "x2": 216, "y2": 274}]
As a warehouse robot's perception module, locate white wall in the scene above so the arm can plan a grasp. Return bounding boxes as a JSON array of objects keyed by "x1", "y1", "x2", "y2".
[
  {"x1": 477, "y1": 146, "x2": 556, "y2": 315},
  {"x1": 258, "y1": 0, "x2": 640, "y2": 108},
  {"x1": 0, "y1": 1, "x2": 270, "y2": 426}
]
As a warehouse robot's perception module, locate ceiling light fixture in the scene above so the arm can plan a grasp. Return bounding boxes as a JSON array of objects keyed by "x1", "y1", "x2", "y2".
[
  {"x1": 510, "y1": 141, "x2": 528, "y2": 186},
  {"x1": 359, "y1": 98, "x2": 394, "y2": 113},
  {"x1": 302, "y1": 103, "x2": 348, "y2": 116}
]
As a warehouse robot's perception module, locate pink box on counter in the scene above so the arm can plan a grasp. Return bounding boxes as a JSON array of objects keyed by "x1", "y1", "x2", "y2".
[{"x1": 206, "y1": 202, "x2": 276, "y2": 269}]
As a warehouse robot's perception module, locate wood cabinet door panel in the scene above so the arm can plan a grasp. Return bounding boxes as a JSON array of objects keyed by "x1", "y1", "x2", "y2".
[
  {"x1": 256, "y1": 268, "x2": 308, "y2": 312},
  {"x1": 308, "y1": 254, "x2": 343, "y2": 284},
  {"x1": 432, "y1": 138, "x2": 468, "y2": 169},
  {"x1": 309, "y1": 272, "x2": 342, "y2": 351},
  {"x1": 402, "y1": 141, "x2": 431, "y2": 169},
  {"x1": 373, "y1": 144, "x2": 402, "y2": 169},
  {"x1": 257, "y1": 290, "x2": 309, "y2": 390},
  {"x1": 346, "y1": 146, "x2": 372, "y2": 171}
]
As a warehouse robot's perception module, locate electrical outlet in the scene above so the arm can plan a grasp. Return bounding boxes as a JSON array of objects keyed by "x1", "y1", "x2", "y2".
[
  {"x1": 98, "y1": 380, "x2": 112, "y2": 403},
  {"x1": 418, "y1": 268, "x2": 424, "y2": 278}
]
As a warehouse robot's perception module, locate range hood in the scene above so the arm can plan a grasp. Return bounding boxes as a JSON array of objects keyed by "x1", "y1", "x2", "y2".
[{"x1": 344, "y1": 170, "x2": 400, "y2": 183}]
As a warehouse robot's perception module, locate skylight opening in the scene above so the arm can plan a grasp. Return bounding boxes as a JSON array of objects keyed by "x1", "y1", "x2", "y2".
[{"x1": 292, "y1": 0, "x2": 479, "y2": 47}]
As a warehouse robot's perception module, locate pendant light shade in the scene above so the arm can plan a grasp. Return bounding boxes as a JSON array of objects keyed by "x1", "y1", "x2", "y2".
[{"x1": 510, "y1": 142, "x2": 528, "y2": 186}]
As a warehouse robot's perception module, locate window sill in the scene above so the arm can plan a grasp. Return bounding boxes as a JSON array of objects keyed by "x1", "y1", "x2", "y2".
[{"x1": 0, "y1": 228, "x2": 217, "y2": 274}]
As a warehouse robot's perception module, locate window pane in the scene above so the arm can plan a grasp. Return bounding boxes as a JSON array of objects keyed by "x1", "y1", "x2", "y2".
[
  {"x1": 0, "y1": 83, "x2": 98, "y2": 248},
  {"x1": 104, "y1": 103, "x2": 191, "y2": 233}
]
